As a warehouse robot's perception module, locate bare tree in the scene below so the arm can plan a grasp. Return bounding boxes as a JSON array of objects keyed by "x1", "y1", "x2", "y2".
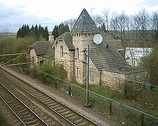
[
  {"x1": 110, "y1": 12, "x2": 119, "y2": 38},
  {"x1": 133, "y1": 9, "x2": 149, "y2": 45},
  {"x1": 64, "y1": 19, "x2": 76, "y2": 31},
  {"x1": 151, "y1": 12, "x2": 158, "y2": 31},
  {"x1": 102, "y1": 8, "x2": 110, "y2": 32},
  {"x1": 117, "y1": 11, "x2": 129, "y2": 40},
  {"x1": 92, "y1": 14, "x2": 104, "y2": 27}
]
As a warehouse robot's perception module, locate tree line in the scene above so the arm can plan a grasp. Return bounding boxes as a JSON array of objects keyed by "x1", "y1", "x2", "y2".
[
  {"x1": 17, "y1": 23, "x2": 70, "y2": 41},
  {"x1": 17, "y1": 24, "x2": 49, "y2": 41}
]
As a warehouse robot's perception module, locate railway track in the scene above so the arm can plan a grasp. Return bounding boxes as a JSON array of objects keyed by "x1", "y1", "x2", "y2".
[
  {"x1": 0, "y1": 83, "x2": 49, "y2": 126},
  {"x1": 0, "y1": 65, "x2": 99, "y2": 126}
]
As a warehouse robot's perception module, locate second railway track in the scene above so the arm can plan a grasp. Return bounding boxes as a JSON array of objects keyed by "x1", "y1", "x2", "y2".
[
  {"x1": 0, "y1": 83, "x2": 49, "y2": 126},
  {"x1": 0, "y1": 65, "x2": 99, "y2": 126}
]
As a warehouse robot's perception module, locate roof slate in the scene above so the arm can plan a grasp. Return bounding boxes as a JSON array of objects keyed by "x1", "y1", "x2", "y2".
[
  {"x1": 29, "y1": 41, "x2": 54, "y2": 57},
  {"x1": 89, "y1": 33, "x2": 130, "y2": 72},
  {"x1": 71, "y1": 8, "x2": 99, "y2": 33},
  {"x1": 56, "y1": 32, "x2": 75, "y2": 51}
]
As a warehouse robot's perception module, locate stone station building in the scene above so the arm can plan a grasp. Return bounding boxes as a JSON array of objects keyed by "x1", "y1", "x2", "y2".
[
  {"x1": 52, "y1": 8, "x2": 144, "y2": 92},
  {"x1": 23, "y1": 8, "x2": 148, "y2": 94}
]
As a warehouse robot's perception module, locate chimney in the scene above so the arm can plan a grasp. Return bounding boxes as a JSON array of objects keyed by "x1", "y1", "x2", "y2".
[{"x1": 49, "y1": 34, "x2": 54, "y2": 43}]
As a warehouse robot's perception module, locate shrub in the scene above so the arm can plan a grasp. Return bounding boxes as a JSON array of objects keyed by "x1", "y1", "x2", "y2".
[{"x1": 33, "y1": 64, "x2": 67, "y2": 84}]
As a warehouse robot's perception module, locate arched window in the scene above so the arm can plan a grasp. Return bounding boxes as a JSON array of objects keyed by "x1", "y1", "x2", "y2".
[
  {"x1": 76, "y1": 48, "x2": 79, "y2": 59},
  {"x1": 60, "y1": 46, "x2": 64, "y2": 57}
]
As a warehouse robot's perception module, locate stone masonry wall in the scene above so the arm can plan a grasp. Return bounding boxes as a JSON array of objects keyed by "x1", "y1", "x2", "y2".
[
  {"x1": 72, "y1": 33, "x2": 100, "y2": 84},
  {"x1": 101, "y1": 70, "x2": 125, "y2": 93},
  {"x1": 54, "y1": 40, "x2": 73, "y2": 81},
  {"x1": 30, "y1": 49, "x2": 38, "y2": 65}
]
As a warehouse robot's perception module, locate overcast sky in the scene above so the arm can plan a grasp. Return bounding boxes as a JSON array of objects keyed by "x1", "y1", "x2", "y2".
[{"x1": 0, "y1": 0, "x2": 158, "y2": 32}]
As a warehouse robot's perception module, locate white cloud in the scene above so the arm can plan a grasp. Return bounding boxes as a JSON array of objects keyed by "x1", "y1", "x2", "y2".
[{"x1": 0, "y1": 0, "x2": 157, "y2": 32}]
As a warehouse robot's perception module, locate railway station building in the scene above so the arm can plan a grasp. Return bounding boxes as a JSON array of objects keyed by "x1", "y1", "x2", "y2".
[{"x1": 53, "y1": 8, "x2": 147, "y2": 92}]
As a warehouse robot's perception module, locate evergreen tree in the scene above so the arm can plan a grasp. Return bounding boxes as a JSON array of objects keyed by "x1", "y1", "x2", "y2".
[
  {"x1": 17, "y1": 24, "x2": 30, "y2": 38},
  {"x1": 64, "y1": 24, "x2": 70, "y2": 32},
  {"x1": 43, "y1": 27, "x2": 49, "y2": 40},
  {"x1": 52, "y1": 25, "x2": 59, "y2": 40},
  {"x1": 52, "y1": 23, "x2": 70, "y2": 40},
  {"x1": 16, "y1": 24, "x2": 49, "y2": 41},
  {"x1": 58, "y1": 23, "x2": 65, "y2": 35}
]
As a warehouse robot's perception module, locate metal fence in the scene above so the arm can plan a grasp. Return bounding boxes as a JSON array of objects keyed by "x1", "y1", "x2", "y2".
[
  {"x1": 41, "y1": 72, "x2": 158, "y2": 126},
  {"x1": 124, "y1": 80, "x2": 158, "y2": 106}
]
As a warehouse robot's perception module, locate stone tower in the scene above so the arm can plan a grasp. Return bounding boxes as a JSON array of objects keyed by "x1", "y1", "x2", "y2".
[{"x1": 71, "y1": 8, "x2": 100, "y2": 83}]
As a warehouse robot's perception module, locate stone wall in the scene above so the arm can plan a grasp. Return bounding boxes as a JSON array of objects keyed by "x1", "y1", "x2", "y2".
[
  {"x1": 100, "y1": 69, "x2": 148, "y2": 93},
  {"x1": 54, "y1": 33, "x2": 101, "y2": 84},
  {"x1": 125, "y1": 69, "x2": 148, "y2": 82},
  {"x1": 29, "y1": 49, "x2": 38, "y2": 65},
  {"x1": 72, "y1": 33, "x2": 97, "y2": 84},
  {"x1": 101, "y1": 70, "x2": 125, "y2": 93},
  {"x1": 54, "y1": 40, "x2": 73, "y2": 81}
]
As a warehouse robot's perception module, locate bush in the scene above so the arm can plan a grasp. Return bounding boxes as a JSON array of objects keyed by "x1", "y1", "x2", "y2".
[{"x1": 32, "y1": 64, "x2": 67, "y2": 84}]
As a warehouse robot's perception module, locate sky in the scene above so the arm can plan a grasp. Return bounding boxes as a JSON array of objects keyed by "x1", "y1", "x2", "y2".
[{"x1": 0, "y1": 0, "x2": 158, "y2": 32}]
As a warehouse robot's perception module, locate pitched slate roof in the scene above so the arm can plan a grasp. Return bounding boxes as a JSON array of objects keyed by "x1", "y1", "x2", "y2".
[
  {"x1": 71, "y1": 8, "x2": 99, "y2": 33},
  {"x1": 29, "y1": 41, "x2": 54, "y2": 57},
  {"x1": 56, "y1": 32, "x2": 75, "y2": 51},
  {"x1": 89, "y1": 33, "x2": 130, "y2": 72}
]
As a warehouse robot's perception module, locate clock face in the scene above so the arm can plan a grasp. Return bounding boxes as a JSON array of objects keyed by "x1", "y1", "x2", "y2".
[{"x1": 93, "y1": 34, "x2": 103, "y2": 44}]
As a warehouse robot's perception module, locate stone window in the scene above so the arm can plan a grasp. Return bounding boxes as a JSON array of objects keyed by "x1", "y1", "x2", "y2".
[
  {"x1": 76, "y1": 48, "x2": 79, "y2": 59},
  {"x1": 76, "y1": 66, "x2": 79, "y2": 78},
  {"x1": 90, "y1": 69, "x2": 94, "y2": 81},
  {"x1": 60, "y1": 46, "x2": 64, "y2": 57}
]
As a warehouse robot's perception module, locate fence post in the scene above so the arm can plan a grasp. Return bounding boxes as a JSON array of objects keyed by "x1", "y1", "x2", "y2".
[
  {"x1": 109, "y1": 101, "x2": 112, "y2": 116},
  {"x1": 141, "y1": 113, "x2": 144, "y2": 126},
  {"x1": 68, "y1": 85, "x2": 71, "y2": 96},
  {"x1": 55, "y1": 79, "x2": 57, "y2": 88}
]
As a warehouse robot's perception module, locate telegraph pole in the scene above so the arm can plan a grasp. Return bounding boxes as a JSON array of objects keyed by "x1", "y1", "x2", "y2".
[{"x1": 85, "y1": 44, "x2": 91, "y2": 107}]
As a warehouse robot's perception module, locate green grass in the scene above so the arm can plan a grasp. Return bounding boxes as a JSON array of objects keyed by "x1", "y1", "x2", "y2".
[
  {"x1": 148, "y1": 105, "x2": 158, "y2": 117},
  {"x1": 80, "y1": 84, "x2": 158, "y2": 117},
  {"x1": 80, "y1": 84, "x2": 124, "y2": 102}
]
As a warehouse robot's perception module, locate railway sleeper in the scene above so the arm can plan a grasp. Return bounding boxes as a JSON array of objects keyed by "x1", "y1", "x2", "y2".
[
  {"x1": 74, "y1": 118, "x2": 84, "y2": 124},
  {"x1": 24, "y1": 113, "x2": 33, "y2": 118},
  {"x1": 54, "y1": 106, "x2": 63, "y2": 111},
  {"x1": 20, "y1": 109, "x2": 30, "y2": 114},
  {"x1": 45, "y1": 101, "x2": 55, "y2": 104},
  {"x1": 65, "y1": 113, "x2": 74, "y2": 118},
  {"x1": 68, "y1": 115, "x2": 78, "y2": 120},
  {"x1": 51, "y1": 104, "x2": 60, "y2": 108},
  {"x1": 48, "y1": 102, "x2": 57, "y2": 106},
  {"x1": 59, "y1": 108, "x2": 68, "y2": 113},
  {"x1": 61, "y1": 110, "x2": 71, "y2": 115},
  {"x1": 78, "y1": 121, "x2": 89, "y2": 126},
  {"x1": 25, "y1": 119, "x2": 41, "y2": 125},
  {"x1": 41, "y1": 98, "x2": 50, "y2": 102}
]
